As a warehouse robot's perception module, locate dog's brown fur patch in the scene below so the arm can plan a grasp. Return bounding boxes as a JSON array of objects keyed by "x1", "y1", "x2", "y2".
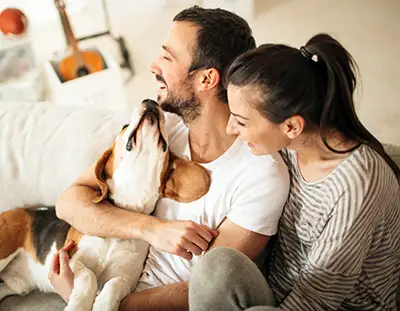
[
  {"x1": 64, "y1": 227, "x2": 83, "y2": 257},
  {"x1": 160, "y1": 153, "x2": 211, "y2": 203},
  {"x1": 0, "y1": 209, "x2": 36, "y2": 261}
]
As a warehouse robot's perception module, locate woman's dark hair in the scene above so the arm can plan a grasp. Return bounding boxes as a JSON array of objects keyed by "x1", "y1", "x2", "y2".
[{"x1": 227, "y1": 33, "x2": 400, "y2": 180}]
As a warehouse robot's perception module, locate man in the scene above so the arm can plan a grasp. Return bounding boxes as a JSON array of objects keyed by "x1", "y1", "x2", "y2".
[{"x1": 54, "y1": 6, "x2": 289, "y2": 311}]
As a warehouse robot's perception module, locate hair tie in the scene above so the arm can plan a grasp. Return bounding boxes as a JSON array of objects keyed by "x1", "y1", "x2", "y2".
[{"x1": 300, "y1": 46, "x2": 318, "y2": 62}]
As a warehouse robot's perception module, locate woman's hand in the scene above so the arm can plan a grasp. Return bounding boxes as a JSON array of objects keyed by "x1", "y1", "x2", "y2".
[{"x1": 48, "y1": 240, "x2": 76, "y2": 303}]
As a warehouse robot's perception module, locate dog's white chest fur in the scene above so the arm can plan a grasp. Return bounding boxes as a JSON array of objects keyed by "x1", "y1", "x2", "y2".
[
  {"x1": 108, "y1": 144, "x2": 165, "y2": 214},
  {"x1": 69, "y1": 235, "x2": 149, "y2": 290}
]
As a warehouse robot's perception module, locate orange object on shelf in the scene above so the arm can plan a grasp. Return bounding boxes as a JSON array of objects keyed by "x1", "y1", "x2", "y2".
[{"x1": 0, "y1": 8, "x2": 28, "y2": 36}]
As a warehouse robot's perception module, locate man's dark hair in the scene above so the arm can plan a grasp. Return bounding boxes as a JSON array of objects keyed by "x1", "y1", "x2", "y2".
[{"x1": 174, "y1": 6, "x2": 256, "y2": 103}]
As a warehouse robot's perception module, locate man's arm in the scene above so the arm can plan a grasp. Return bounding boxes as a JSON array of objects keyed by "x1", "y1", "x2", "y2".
[
  {"x1": 56, "y1": 162, "x2": 217, "y2": 257},
  {"x1": 56, "y1": 162, "x2": 157, "y2": 240},
  {"x1": 208, "y1": 218, "x2": 269, "y2": 260},
  {"x1": 119, "y1": 219, "x2": 270, "y2": 311}
]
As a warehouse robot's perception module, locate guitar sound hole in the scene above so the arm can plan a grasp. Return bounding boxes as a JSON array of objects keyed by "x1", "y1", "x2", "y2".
[{"x1": 76, "y1": 66, "x2": 90, "y2": 77}]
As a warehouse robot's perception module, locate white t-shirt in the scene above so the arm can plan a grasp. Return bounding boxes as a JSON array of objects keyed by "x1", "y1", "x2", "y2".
[{"x1": 136, "y1": 113, "x2": 290, "y2": 291}]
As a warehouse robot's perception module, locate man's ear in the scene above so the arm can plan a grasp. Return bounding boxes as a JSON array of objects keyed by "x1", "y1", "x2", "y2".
[
  {"x1": 92, "y1": 147, "x2": 113, "y2": 204},
  {"x1": 197, "y1": 68, "x2": 220, "y2": 92},
  {"x1": 161, "y1": 153, "x2": 211, "y2": 203}
]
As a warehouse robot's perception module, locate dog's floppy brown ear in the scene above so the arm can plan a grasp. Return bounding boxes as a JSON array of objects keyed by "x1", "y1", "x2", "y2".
[
  {"x1": 161, "y1": 153, "x2": 211, "y2": 203},
  {"x1": 93, "y1": 147, "x2": 113, "y2": 204}
]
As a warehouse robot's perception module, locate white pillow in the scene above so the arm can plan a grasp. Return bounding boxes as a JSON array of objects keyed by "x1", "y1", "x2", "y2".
[{"x1": 0, "y1": 101, "x2": 131, "y2": 212}]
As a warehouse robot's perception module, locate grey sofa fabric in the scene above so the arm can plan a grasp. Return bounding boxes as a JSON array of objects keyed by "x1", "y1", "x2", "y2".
[
  {"x1": 384, "y1": 143, "x2": 400, "y2": 166},
  {"x1": 0, "y1": 291, "x2": 65, "y2": 311}
]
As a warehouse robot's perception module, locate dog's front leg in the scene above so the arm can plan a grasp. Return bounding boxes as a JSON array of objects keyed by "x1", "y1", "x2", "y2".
[
  {"x1": 64, "y1": 262, "x2": 97, "y2": 311},
  {"x1": 92, "y1": 276, "x2": 133, "y2": 311}
]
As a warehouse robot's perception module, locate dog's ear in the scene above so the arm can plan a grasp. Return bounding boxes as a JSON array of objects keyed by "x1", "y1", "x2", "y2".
[
  {"x1": 160, "y1": 153, "x2": 211, "y2": 203},
  {"x1": 93, "y1": 147, "x2": 113, "y2": 204}
]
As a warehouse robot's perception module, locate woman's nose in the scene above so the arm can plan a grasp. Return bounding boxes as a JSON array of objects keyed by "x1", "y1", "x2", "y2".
[{"x1": 226, "y1": 116, "x2": 239, "y2": 135}]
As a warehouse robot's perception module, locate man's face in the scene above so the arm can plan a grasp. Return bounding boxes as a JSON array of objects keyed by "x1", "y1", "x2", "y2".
[{"x1": 150, "y1": 21, "x2": 202, "y2": 122}]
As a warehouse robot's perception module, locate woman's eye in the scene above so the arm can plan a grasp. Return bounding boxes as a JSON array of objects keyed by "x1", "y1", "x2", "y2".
[
  {"x1": 163, "y1": 56, "x2": 171, "y2": 61},
  {"x1": 237, "y1": 120, "x2": 246, "y2": 127}
]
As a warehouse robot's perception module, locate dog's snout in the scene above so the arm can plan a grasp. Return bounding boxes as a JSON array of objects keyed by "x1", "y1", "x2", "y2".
[
  {"x1": 142, "y1": 99, "x2": 159, "y2": 111},
  {"x1": 142, "y1": 99, "x2": 160, "y2": 125},
  {"x1": 144, "y1": 111, "x2": 157, "y2": 125}
]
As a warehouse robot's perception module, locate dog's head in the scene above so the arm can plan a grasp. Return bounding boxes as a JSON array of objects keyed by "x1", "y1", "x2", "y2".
[{"x1": 93, "y1": 99, "x2": 210, "y2": 211}]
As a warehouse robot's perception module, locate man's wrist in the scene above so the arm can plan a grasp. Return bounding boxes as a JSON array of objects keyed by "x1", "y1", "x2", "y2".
[{"x1": 132, "y1": 214, "x2": 163, "y2": 244}]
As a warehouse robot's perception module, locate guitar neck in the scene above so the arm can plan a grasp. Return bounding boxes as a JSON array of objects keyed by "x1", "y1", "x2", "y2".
[{"x1": 57, "y1": 2, "x2": 85, "y2": 67}]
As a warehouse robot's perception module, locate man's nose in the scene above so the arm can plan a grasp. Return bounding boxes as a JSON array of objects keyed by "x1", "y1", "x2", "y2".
[
  {"x1": 226, "y1": 116, "x2": 238, "y2": 135},
  {"x1": 150, "y1": 61, "x2": 161, "y2": 75}
]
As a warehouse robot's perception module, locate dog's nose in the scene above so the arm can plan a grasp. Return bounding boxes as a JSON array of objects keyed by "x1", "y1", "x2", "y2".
[{"x1": 142, "y1": 99, "x2": 158, "y2": 111}]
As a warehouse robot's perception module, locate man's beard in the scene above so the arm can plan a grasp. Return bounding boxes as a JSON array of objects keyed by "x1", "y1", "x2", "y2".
[{"x1": 158, "y1": 83, "x2": 202, "y2": 124}]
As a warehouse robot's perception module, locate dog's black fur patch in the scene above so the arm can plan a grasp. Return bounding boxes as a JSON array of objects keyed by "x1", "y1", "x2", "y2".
[{"x1": 27, "y1": 207, "x2": 71, "y2": 264}]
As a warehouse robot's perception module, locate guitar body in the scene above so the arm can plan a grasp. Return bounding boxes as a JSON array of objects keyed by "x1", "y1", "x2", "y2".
[
  {"x1": 58, "y1": 50, "x2": 104, "y2": 82},
  {"x1": 54, "y1": 0, "x2": 105, "y2": 82}
]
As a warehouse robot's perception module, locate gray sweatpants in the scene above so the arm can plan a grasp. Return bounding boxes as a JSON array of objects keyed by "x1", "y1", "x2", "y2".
[{"x1": 189, "y1": 247, "x2": 282, "y2": 311}]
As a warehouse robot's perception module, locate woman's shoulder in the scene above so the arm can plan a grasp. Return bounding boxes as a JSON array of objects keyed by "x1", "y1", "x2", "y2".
[
  {"x1": 282, "y1": 144, "x2": 399, "y2": 200},
  {"x1": 347, "y1": 144, "x2": 397, "y2": 184},
  {"x1": 336, "y1": 144, "x2": 399, "y2": 202}
]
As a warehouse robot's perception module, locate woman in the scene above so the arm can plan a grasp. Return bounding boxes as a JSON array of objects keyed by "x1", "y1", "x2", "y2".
[{"x1": 189, "y1": 33, "x2": 400, "y2": 311}]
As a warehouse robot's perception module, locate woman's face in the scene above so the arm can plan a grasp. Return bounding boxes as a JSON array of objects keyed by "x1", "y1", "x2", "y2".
[{"x1": 226, "y1": 85, "x2": 291, "y2": 156}]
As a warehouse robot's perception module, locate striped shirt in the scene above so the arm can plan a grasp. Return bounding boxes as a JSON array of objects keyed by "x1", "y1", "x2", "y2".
[{"x1": 268, "y1": 145, "x2": 400, "y2": 310}]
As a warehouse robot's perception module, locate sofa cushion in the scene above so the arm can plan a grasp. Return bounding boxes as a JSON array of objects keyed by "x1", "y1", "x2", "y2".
[
  {"x1": 0, "y1": 101, "x2": 131, "y2": 212},
  {"x1": 384, "y1": 143, "x2": 400, "y2": 166}
]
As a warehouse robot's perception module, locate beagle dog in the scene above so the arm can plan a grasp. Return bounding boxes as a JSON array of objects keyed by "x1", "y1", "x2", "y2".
[{"x1": 0, "y1": 99, "x2": 211, "y2": 311}]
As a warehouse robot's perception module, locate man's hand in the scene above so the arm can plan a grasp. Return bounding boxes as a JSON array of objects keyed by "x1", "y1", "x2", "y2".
[{"x1": 145, "y1": 220, "x2": 218, "y2": 260}]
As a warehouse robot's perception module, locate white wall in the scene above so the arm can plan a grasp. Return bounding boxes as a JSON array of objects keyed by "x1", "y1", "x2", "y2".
[{"x1": 251, "y1": 0, "x2": 400, "y2": 144}]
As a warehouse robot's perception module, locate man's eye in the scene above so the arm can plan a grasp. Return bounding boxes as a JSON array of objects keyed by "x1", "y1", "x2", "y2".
[{"x1": 163, "y1": 56, "x2": 171, "y2": 61}]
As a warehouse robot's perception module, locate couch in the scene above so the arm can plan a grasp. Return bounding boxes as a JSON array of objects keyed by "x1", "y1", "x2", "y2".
[{"x1": 0, "y1": 100, "x2": 399, "y2": 310}]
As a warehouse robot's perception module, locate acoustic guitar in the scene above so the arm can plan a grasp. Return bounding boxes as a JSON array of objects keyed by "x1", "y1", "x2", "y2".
[{"x1": 54, "y1": 0, "x2": 104, "y2": 82}]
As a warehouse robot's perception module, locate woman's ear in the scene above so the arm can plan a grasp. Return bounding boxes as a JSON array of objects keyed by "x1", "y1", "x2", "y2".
[
  {"x1": 160, "y1": 153, "x2": 211, "y2": 203},
  {"x1": 282, "y1": 115, "x2": 305, "y2": 139},
  {"x1": 92, "y1": 147, "x2": 114, "y2": 204}
]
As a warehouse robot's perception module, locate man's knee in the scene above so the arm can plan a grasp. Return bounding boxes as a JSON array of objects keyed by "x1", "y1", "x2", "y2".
[
  {"x1": 190, "y1": 247, "x2": 276, "y2": 310},
  {"x1": 191, "y1": 247, "x2": 260, "y2": 293},
  {"x1": 192, "y1": 247, "x2": 249, "y2": 282}
]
